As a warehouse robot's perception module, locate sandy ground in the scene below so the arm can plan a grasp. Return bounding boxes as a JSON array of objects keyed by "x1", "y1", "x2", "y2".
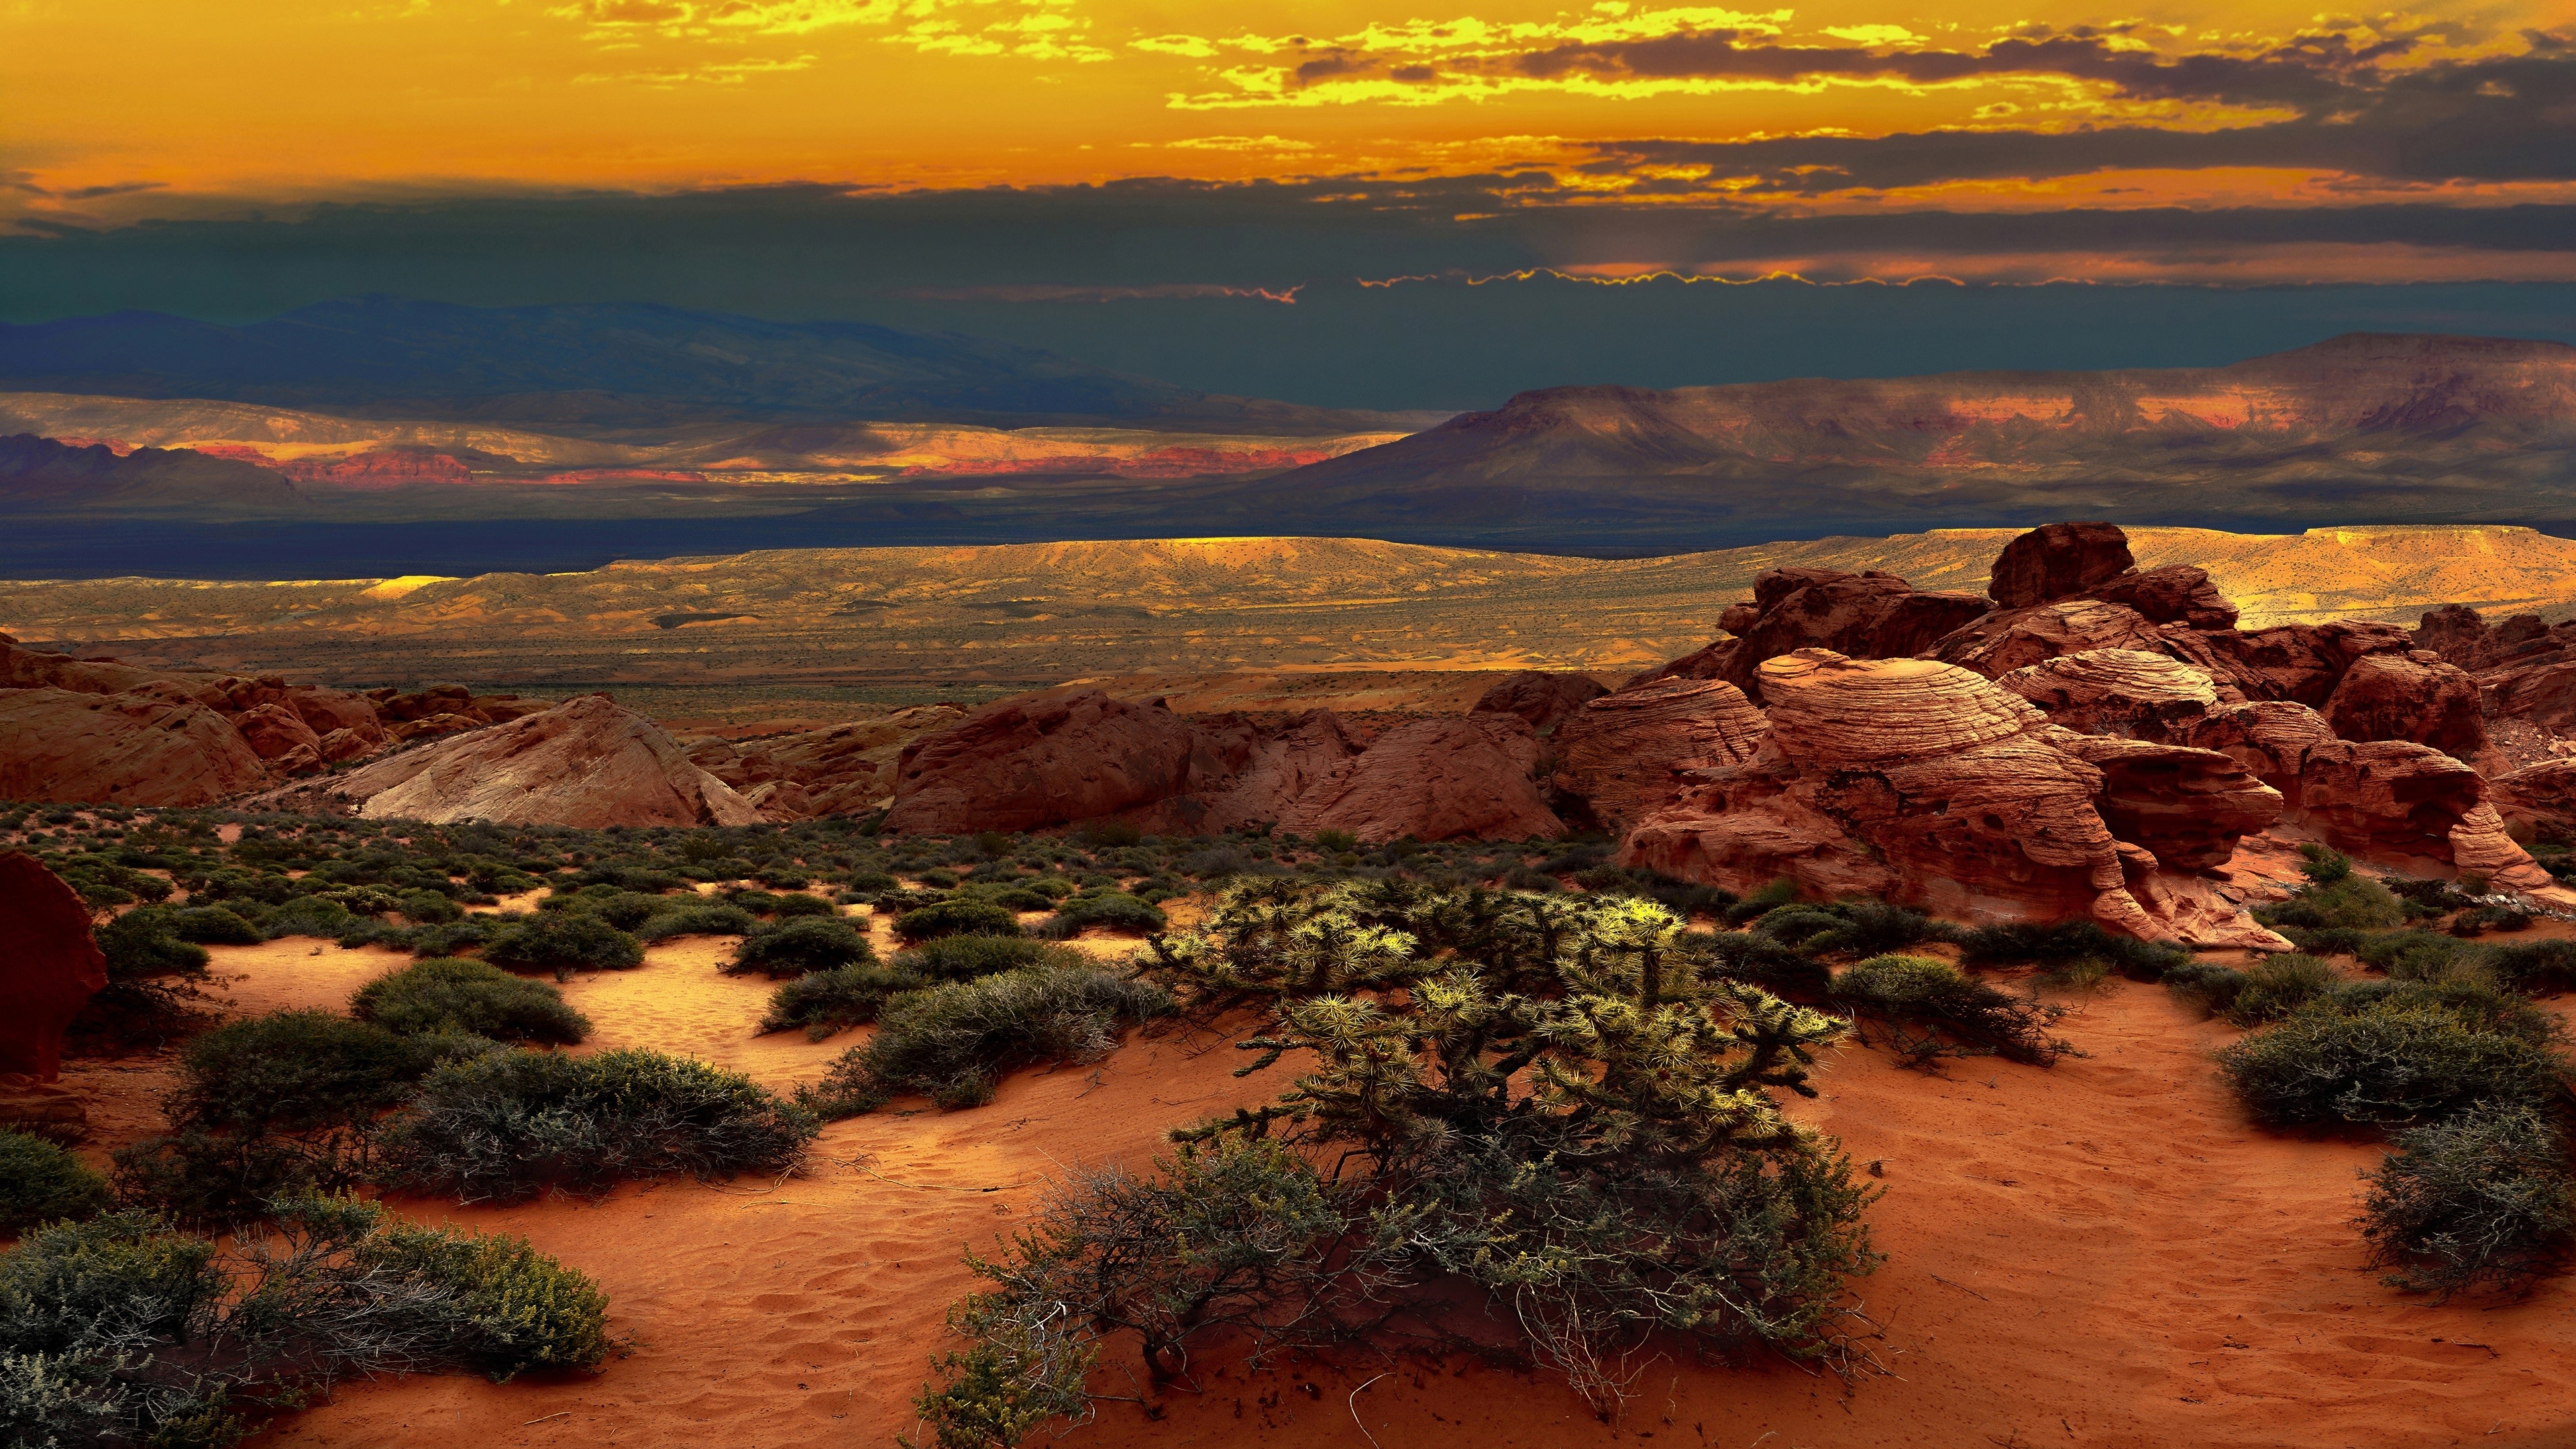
[{"x1": 48, "y1": 932, "x2": 2576, "y2": 1449}]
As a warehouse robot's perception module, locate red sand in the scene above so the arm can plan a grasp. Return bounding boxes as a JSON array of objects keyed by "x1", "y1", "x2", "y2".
[{"x1": 56, "y1": 933, "x2": 2576, "y2": 1449}]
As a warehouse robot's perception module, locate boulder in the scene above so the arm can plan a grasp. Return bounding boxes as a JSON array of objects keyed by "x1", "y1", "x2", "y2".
[
  {"x1": 1987, "y1": 521, "x2": 2134, "y2": 608},
  {"x1": 1278, "y1": 714, "x2": 1564, "y2": 844},
  {"x1": 1995, "y1": 649, "x2": 2220, "y2": 740},
  {"x1": 2044, "y1": 730, "x2": 2284, "y2": 871},
  {"x1": 315, "y1": 727, "x2": 381, "y2": 763},
  {"x1": 2320, "y1": 652, "x2": 2495, "y2": 769},
  {"x1": 2186, "y1": 701, "x2": 2338, "y2": 796},
  {"x1": 2214, "y1": 621, "x2": 2413, "y2": 706},
  {"x1": 242, "y1": 694, "x2": 763, "y2": 827},
  {"x1": 287, "y1": 687, "x2": 389, "y2": 741},
  {"x1": 233, "y1": 701, "x2": 325, "y2": 763},
  {"x1": 1470, "y1": 670, "x2": 1609, "y2": 733},
  {"x1": 2086, "y1": 564, "x2": 2239, "y2": 631},
  {"x1": 1926, "y1": 597, "x2": 2217, "y2": 680},
  {"x1": 2294, "y1": 739, "x2": 2551, "y2": 890},
  {"x1": 0, "y1": 637, "x2": 224, "y2": 708},
  {"x1": 885, "y1": 690, "x2": 1199, "y2": 835},
  {"x1": 2414, "y1": 604, "x2": 2495, "y2": 669},
  {"x1": 0, "y1": 853, "x2": 109, "y2": 1082},
  {"x1": 1619, "y1": 649, "x2": 2283, "y2": 946},
  {"x1": 1641, "y1": 568, "x2": 1988, "y2": 698},
  {"x1": 390, "y1": 712, "x2": 484, "y2": 743},
  {"x1": 2490, "y1": 759, "x2": 2576, "y2": 839},
  {"x1": 0, "y1": 686, "x2": 274, "y2": 806},
  {"x1": 0, "y1": 1078, "x2": 91, "y2": 1146},
  {"x1": 380, "y1": 684, "x2": 488, "y2": 724},
  {"x1": 1554, "y1": 678, "x2": 1771, "y2": 833}
]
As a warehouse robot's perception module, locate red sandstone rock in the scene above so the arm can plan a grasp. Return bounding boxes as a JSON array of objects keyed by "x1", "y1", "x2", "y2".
[
  {"x1": 2414, "y1": 604, "x2": 2496, "y2": 669},
  {"x1": 233, "y1": 701, "x2": 325, "y2": 763},
  {"x1": 2045, "y1": 729, "x2": 2284, "y2": 871},
  {"x1": 1619, "y1": 649, "x2": 2282, "y2": 946},
  {"x1": 1927, "y1": 597, "x2": 2226, "y2": 680},
  {"x1": 244, "y1": 695, "x2": 763, "y2": 827},
  {"x1": 1987, "y1": 521, "x2": 2134, "y2": 608},
  {"x1": 2186, "y1": 701, "x2": 2338, "y2": 796},
  {"x1": 1640, "y1": 568, "x2": 1988, "y2": 698},
  {"x1": 2490, "y1": 759, "x2": 2576, "y2": 837},
  {"x1": 2087, "y1": 564, "x2": 2239, "y2": 630},
  {"x1": 1470, "y1": 670, "x2": 1609, "y2": 732},
  {"x1": 0, "y1": 853, "x2": 109, "y2": 1082},
  {"x1": 2214, "y1": 621, "x2": 2412, "y2": 705},
  {"x1": 1996, "y1": 649, "x2": 2220, "y2": 740},
  {"x1": 288, "y1": 687, "x2": 389, "y2": 741},
  {"x1": 0, "y1": 1078, "x2": 91, "y2": 1145},
  {"x1": 1553, "y1": 677, "x2": 1770, "y2": 833},
  {"x1": 687, "y1": 706, "x2": 967, "y2": 821},
  {"x1": 1278, "y1": 714, "x2": 1564, "y2": 843},
  {"x1": 1134, "y1": 709, "x2": 1363, "y2": 835},
  {"x1": 2294, "y1": 739, "x2": 2551, "y2": 889},
  {"x1": 390, "y1": 712, "x2": 483, "y2": 743},
  {"x1": 316, "y1": 727, "x2": 380, "y2": 764},
  {"x1": 0, "y1": 687, "x2": 274, "y2": 806},
  {"x1": 0, "y1": 637, "x2": 223, "y2": 708},
  {"x1": 885, "y1": 690, "x2": 1199, "y2": 835},
  {"x1": 2321, "y1": 652, "x2": 2496, "y2": 769}
]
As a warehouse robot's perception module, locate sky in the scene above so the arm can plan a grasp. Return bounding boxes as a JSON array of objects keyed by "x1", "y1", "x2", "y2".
[{"x1": 6, "y1": 1, "x2": 2576, "y2": 403}]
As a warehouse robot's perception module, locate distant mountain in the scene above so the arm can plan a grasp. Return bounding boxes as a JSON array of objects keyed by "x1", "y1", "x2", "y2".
[
  {"x1": 0, "y1": 297, "x2": 1419, "y2": 433},
  {"x1": 1267, "y1": 333, "x2": 2576, "y2": 541},
  {"x1": 0, "y1": 435, "x2": 307, "y2": 515}
]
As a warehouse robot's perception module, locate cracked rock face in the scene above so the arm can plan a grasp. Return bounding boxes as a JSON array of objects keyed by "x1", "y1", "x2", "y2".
[
  {"x1": 1997, "y1": 649, "x2": 2222, "y2": 741},
  {"x1": 1619, "y1": 649, "x2": 2289, "y2": 947},
  {"x1": 1552, "y1": 676, "x2": 1770, "y2": 833}
]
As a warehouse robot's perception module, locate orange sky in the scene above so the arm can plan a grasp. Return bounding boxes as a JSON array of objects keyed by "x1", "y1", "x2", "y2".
[{"x1": 6, "y1": 1, "x2": 2567, "y2": 218}]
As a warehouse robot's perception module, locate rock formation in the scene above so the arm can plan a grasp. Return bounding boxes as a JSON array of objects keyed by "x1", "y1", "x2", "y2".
[
  {"x1": 884, "y1": 691, "x2": 1200, "y2": 835},
  {"x1": 0, "y1": 687, "x2": 276, "y2": 806},
  {"x1": 1988, "y1": 521, "x2": 2134, "y2": 608},
  {"x1": 2319, "y1": 652, "x2": 2495, "y2": 769},
  {"x1": 1277, "y1": 715, "x2": 1564, "y2": 845},
  {"x1": 1641, "y1": 568, "x2": 1988, "y2": 698},
  {"x1": 1619, "y1": 650, "x2": 2289, "y2": 948},
  {"x1": 685, "y1": 706, "x2": 967, "y2": 820},
  {"x1": 1996, "y1": 649, "x2": 2220, "y2": 741},
  {"x1": 245, "y1": 695, "x2": 761, "y2": 827},
  {"x1": 1126, "y1": 710, "x2": 1362, "y2": 836},
  {"x1": 1470, "y1": 670, "x2": 1608, "y2": 732},
  {"x1": 1552, "y1": 677, "x2": 1771, "y2": 833},
  {"x1": 0, "y1": 853, "x2": 109, "y2": 1083}
]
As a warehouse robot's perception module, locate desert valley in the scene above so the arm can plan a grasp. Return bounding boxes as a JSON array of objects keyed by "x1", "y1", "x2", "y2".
[{"x1": 13, "y1": 5, "x2": 2576, "y2": 1445}]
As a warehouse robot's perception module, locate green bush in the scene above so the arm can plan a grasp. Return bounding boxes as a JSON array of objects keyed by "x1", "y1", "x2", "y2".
[
  {"x1": 898, "y1": 934, "x2": 1073, "y2": 983},
  {"x1": 634, "y1": 902, "x2": 757, "y2": 941},
  {"x1": 802, "y1": 968, "x2": 1171, "y2": 1115},
  {"x1": 2226, "y1": 953, "x2": 2338, "y2": 1025},
  {"x1": 2216, "y1": 993, "x2": 2568, "y2": 1127},
  {"x1": 166, "y1": 1011, "x2": 436, "y2": 1136},
  {"x1": 552, "y1": 888, "x2": 672, "y2": 931},
  {"x1": 2163, "y1": 959, "x2": 2246, "y2": 1018},
  {"x1": 0, "y1": 1199, "x2": 608, "y2": 1446},
  {"x1": 759, "y1": 965, "x2": 926, "y2": 1038},
  {"x1": 2258, "y1": 866, "x2": 2406, "y2": 932},
  {"x1": 2484, "y1": 938, "x2": 2576, "y2": 996},
  {"x1": 1721, "y1": 875, "x2": 1800, "y2": 925},
  {"x1": 484, "y1": 913, "x2": 644, "y2": 979},
  {"x1": 0, "y1": 1130, "x2": 111, "y2": 1234},
  {"x1": 352, "y1": 959, "x2": 590, "y2": 1046},
  {"x1": 895, "y1": 898, "x2": 1023, "y2": 943},
  {"x1": 256, "y1": 896, "x2": 360, "y2": 941},
  {"x1": 396, "y1": 888, "x2": 462, "y2": 924},
  {"x1": 726, "y1": 917, "x2": 875, "y2": 978},
  {"x1": 376, "y1": 1048, "x2": 817, "y2": 1202},
  {"x1": 2360, "y1": 1102, "x2": 2574, "y2": 1299},
  {"x1": 165, "y1": 906, "x2": 262, "y2": 946},
  {"x1": 1036, "y1": 891, "x2": 1167, "y2": 938},
  {"x1": 771, "y1": 893, "x2": 837, "y2": 918},
  {"x1": 1829, "y1": 954, "x2": 2073, "y2": 1066},
  {"x1": 93, "y1": 907, "x2": 211, "y2": 979},
  {"x1": 1955, "y1": 920, "x2": 2192, "y2": 981}
]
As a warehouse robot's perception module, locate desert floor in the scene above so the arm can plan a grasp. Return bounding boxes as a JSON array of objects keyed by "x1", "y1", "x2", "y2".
[{"x1": 56, "y1": 920, "x2": 2576, "y2": 1449}]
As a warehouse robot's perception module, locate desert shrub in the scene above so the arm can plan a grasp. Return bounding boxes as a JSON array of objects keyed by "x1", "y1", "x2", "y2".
[
  {"x1": 2163, "y1": 960, "x2": 2247, "y2": 1018},
  {"x1": 721, "y1": 888, "x2": 784, "y2": 916},
  {"x1": 844, "y1": 870, "x2": 900, "y2": 897},
  {"x1": 1829, "y1": 954, "x2": 2073, "y2": 1067},
  {"x1": 2483, "y1": 938, "x2": 2576, "y2": 996},
  {"x1": 770, "y1": 892, "x2": 837, "y2": 918},
  {"x1": 899, "y1": 934, "x2": 1076, "y2": 983},
  {"x1": 2258, "y1": 867, "x2": 2406, "y2": 932},
  {"x1": 93, "y1": 907, "x2": 211, "y2": 979},
  {"x1": 376, "y1": 1048, "x2": 816, "y2": 1202},
  {"x1": 2360, "y1": 1102, "x2": 2574, "y2": 1299},
  {"x1": 1955, "y1": 920, "x2": 2192, "y2": 981},
  {"x1": 0, "y1": 1199, "x2": 608, "y2": 1446},
  {"x1": 1803, "y1": 898, "x2": 1955, "y2": 957},
  {"x1": 352, "y1": 959, "x2": 590, "y2": 1046},
  {"x1": 2226, "y1": 953, "x2": 2339, "y2": 1025},
  {"x1": 0, "y1": 1130, "x2": 111, "y2": 1234},
  {"x1": 1721, "y1": 875, "x2": 1800, "y2": 925},
  {"x1": 922, "y1": 882, "x2": 1878, "y2": 1428},
  {"x1": 727, "y1": 916, "x2": 875, "y2": 978},
  {"x1": 983, "y1": 886, "x2": 1057, "y2": 912},
  {"x1": 395, "y1": 888, "x2": 462, "y2": 924},
  {"x1": 802, "y1": 969, "x2": 1171, "y2": 1115},
  {"x1": 1035, "y1": 891, "x2": 1166, "y2": 938},
  {"x1": 2347, "y1": 929, "x2": 2470, "y2": 981},
  {"x1": 256, "y1": 896, "x2": 360, "y2": 941},
  {"x1": 758, "y1": 965, "x2": 926, "y2": 1038},
  {"x1": 1750, "y1": 904, "x2": 1847, "y2": 949},
  {"x1": 896, "y1": 898, "x2": 1023, "y2": 943},
  {"x1": 1568, "y1": 864, "x2": 1737, "y2": 917},
  {"x1": 1698, "y1": 927, "x2": 1833, "y2": 997},
  {"x1": 2216, "y1": 993, "x2": 2568, "y2": 1128},
  {"x1": 164, "y1": 906, "x2": 262, "y2": 947},
  {"x1": 483, "y1": 913, "x2": 643, "y2": 979},
  {"x1": 2451, "y1": 904, "x2": 2533, "y2": 937},
  {"x1": 166, "y1": 1012, "x2": 435, "y2": 1137},
  {"x1": 552, "y1": 888, "x2": 672, "y2": 931},
  {"x1": 634, "y1": 901, "x2": 757, "y2": 941}
]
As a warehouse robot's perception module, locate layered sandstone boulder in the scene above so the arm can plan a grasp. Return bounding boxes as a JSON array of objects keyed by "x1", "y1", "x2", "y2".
[
  {"x1": 1470, "y1": 670, "x2": 1609, "y2": 733},
  {"x1": 246, "y1": 695, "x2": 763, "y2": 827},
  {"x1": 687, "y1": 705, "x2": 968, "y2": 820},
  {"x1": 884, "y1": 691, "x2": 1199, "y2": 835},
  {"x1": 1127, "y1": 709, "x2": 1363, "y2": 836},
  {"x1": 2088, "y1": 564, "x2": 2239, "y2": 631},
  {"x1": 0, "y1": 853, "x2": 109, "y2": 1083},
  {"x1": 2490, "y1": 759, "x2": 2576, "y2": 837},
  {"x1": 1988, "y1": 521, "x2": 2134, "y2": 608},
  {"x1": 1553, "y1": 677, "x2": 1770, "y2": 833},
  {"x1": 1925, "y1": 597, "x2": 2231, "y2": 680},
  {"x1": 1643, "y1": 568, "x2": 1988, "y2": 698},
  {"x1": 0, "y1": 687, "x2": 274, "y2": 806},
  {"x1": 1619, "y1": 650, "x2": 2287, "y2": 947},
  {"x1": 2320, "y1": 652, "x2": 2496, "y2": 770},
  {"x1": 1278, "y1": 714, "x2": 1564, "y2": 844},
  {"x1": 1996, "y1": 649, "x2": 2220, "y2": 740},
  {"x1": 2213, "y1": 621, "x2": 2413, "y2": 705}
]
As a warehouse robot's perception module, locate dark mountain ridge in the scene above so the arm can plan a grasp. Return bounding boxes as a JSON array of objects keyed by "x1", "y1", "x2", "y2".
[{"x1": 0, "y1": 297, "x2": 1415, "y2": 434}]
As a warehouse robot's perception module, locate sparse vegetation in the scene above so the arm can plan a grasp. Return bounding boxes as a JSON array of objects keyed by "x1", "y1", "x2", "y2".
[
  {"x1": 725, "y1": 916, "x2": 873, "y2": 977},
  {"x1": 2360, "y1": 1102, "x2": 2573, "y2": 1299},
  {"x1": 0, "y1": 1130, "x2": 112, "y2": 1235},
  {"x1": 802, "y1": 969, "x2": 1171, "y2": 1114},
  {"x1": 351, "y1": 958, "x2": 591, "y2": 1046},
  {"x1": 1829, "y1": 953, "x2": 2074, "y2": 1066},
  {"x1": 483, "y1": 912, "x2": 645, "y2": 979},
  {"x1": 895, "y1": 898, "x2": 1024, "y2": 943}
]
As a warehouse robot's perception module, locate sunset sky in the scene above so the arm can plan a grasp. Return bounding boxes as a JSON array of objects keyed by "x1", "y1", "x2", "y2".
[{"x1": 6, "y1": 2, "x2": 2576, "y2": 402}]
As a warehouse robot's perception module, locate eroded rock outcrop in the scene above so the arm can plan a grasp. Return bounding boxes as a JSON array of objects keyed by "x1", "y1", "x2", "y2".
[
  {"x1": 686, "y1": 705, "x2": 967, "y2": 820},
  {"x1": 1643, "y1": 568, "x2": 1988, "y2": 699},
  {"x1": 1988, "y1": 521, "x2": 2135, "y2": 608},
  {"x1": 1278, "y1": 714, "x2": 1564, "y2": 844},
  {"x1": 246, "y1": 695, "x2": 762, "y2": 827},
  {"x1": 2320, "y1": 652, "x2": 2496, "y2": 770},
  {"x1": 1470, "y1": 670, "x2": 1609, "y2": 733},
  {"x1": 1997, "y1": 649, "x2": 2220, "y2": 740},
  {"x1": 884, "y1": 691, "x2": 1199, "y2": 835},
  {"x1": 0, "y1": 687, "x2": 275, "y2": 806},
  {"x1": 1552, "y1": 677, "x2": 1771, "y2": 833},
  {"x1": 1127, "y1": 709, "x2": 1363, "y2": 836},
  {"x1": 1619, "y1": 650, "x2": 2287, "y2": 947},
  {"x1": 0, "y1": 853, "x2": 109, "y2": 1082}
]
